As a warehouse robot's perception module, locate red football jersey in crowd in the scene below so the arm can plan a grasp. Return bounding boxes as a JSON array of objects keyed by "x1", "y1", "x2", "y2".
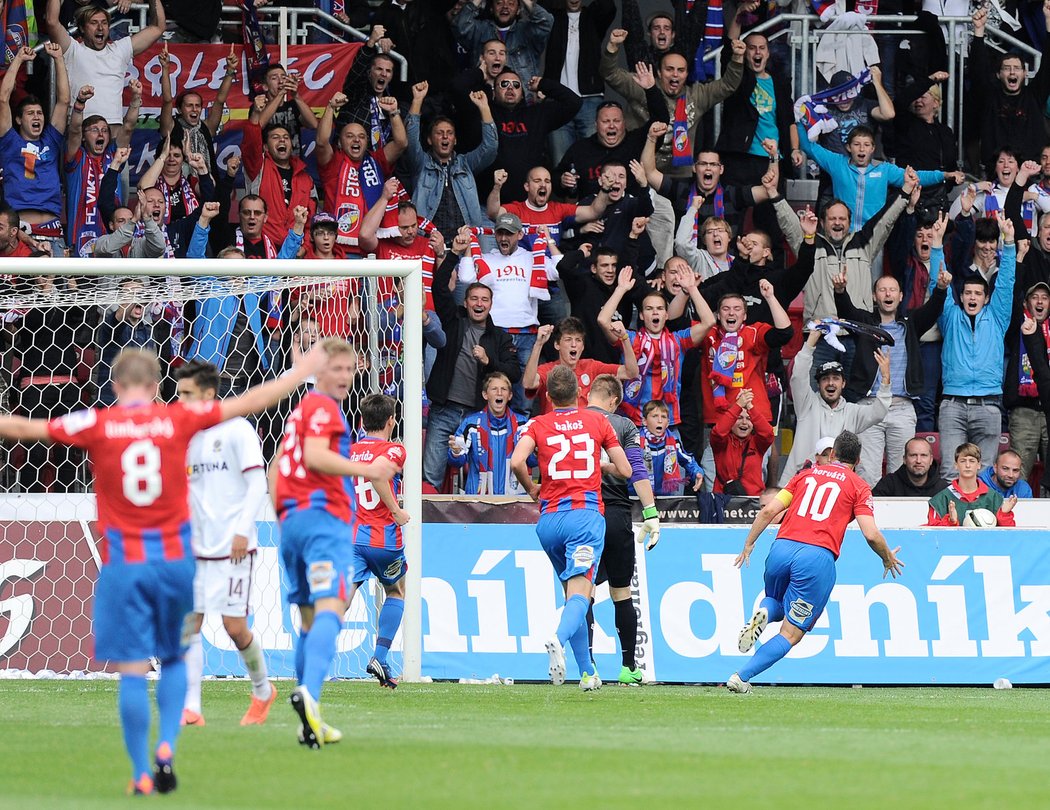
[
  {"x1": 528, "y1": 359, "x2": 621, "y2": 415},
  {"x1": 777, "y1": 463, "x2": 875, "y2": 558},
  {"x1": 47, "y1": 401, "x2": 223, "y2": 565},
  {"x1": 522, "y1": 407, "x2": 620, "y2": 515},
  {"x1": 275, "y1": 391, "x2": 354, "y2": 522}
]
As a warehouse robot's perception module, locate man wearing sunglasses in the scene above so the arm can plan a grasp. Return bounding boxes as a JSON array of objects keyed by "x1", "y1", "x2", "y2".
[{"x1": 483, "y1": 70, "x2": 581, "y2": 204}]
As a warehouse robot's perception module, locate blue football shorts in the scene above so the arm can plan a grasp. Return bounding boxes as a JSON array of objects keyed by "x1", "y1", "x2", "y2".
[
  {"x1": 279, "y1": 509, "x2": 353, "y2": 606},
  {"x1": 536, "y1": 510, "x2": 606, "y2": 582},
  {"x1": 93, "y1": 558, "x2": 196, "y2": 663},
  {"x1": 763, "y1": 538, "x2": 837, "y2": 632},
  {"x1": 351, "y1": 534, "x2": 408, "y2": 587}
]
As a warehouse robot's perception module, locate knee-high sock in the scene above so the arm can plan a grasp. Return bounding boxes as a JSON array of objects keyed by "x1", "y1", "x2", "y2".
[
  {"x1": 613, "y1": 597, "x2": 638, "y2": 669},
  {"x1": 568, "y1": 620, "x2": 594, "y2": 677},
  {"x1": 237, "y1": 633, "x2": 272, "y2": 700},
  {"x1": 374, "y1": 597, "x2": 404, "y2": 666},
  {"x1": 302, "y1": 611, "x2": 341, "y2": 702},
  {"x1": 739, "y1": 633, "x2": 792, "y2": 682},
  {"x1": 156, "y1": 657, "x2": 187, "y2": 756},
  {"x1": 183, "y1": 635, "x2": 203, "y2": 713},
  {"x1": 118, "y1": 674, "x2": 151, "y2": 781},
  {"x1": 295, "y1": 631, "x2": 309, "y2": 684},
  {"x1": 556, "y1": 593, "x2": 590, "y2": 648},
  {"x1": 761, "y1": 596, "x2": 784, "y2": 623}
]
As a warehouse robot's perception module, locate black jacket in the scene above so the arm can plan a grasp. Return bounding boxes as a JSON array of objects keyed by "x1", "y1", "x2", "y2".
[
  {"x1": 971, "y1": 35, "x2": 1050, "y2": 166},
  {"x1": 872, "y1": 461, "x2": 949, "y2": 497},
  {"x1": 1022, "y1": 328, "x2": 1050, "y2": 491},
  {"x1": 834, "y1": 285, "x2": 947, "y2": 402},
  {"x1": 427, "y1": 253, "x2": 521, "y2": 409},
  {"x1": 558, "y1": 239, "x2": 647, "y2": 364},
  {"x1": 542, "y1": 0, "x2": 617, "y2": 97},
  {"x1": 715, "y1": 63, "x2": 794, "y2": 159},
  {"x1": 486, "y1": 80, "x2": 582, "y2": 201}
]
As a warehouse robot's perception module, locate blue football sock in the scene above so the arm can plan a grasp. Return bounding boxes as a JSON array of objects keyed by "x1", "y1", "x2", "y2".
[
  {"x1": 156, "y1": 657, "x2": 186, "y2": 756},
  {"x1": 118, "y1": 674, "x2": 151, "y2": 781},
  {"x1": 568, "y1": 620, "x2": 593, "y2": 677},
  {"x1": 303, "y1": 611, "x2": 342, "y2": 702},
  {"x1": 739, "y1": 633, "x2": 793, "y2": 682},
  {"x1": 374, "y1": 597, "x2": 404, "y2": 666},
  {"x1": 295, "y1": 630, "x2": 309, "y2": 684},
  {"x1": 556, "y1": 593, "x2": 590, "y2": 648},
  {"x1": 761, "y1": 596, "x2": 784, "y2": 623}
]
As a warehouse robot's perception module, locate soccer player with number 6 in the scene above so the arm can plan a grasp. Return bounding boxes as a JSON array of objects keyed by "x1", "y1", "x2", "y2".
[
  {"x1": 726, "y1": 431, "x2": 904, "y2": 694},
  {"x1": 0, "y1": 345, "x2": 329, "y2": 795},
  {"x1": 347, "y1": 393, "x2": 411, "y2": 689},
  {"x1": 272, "y1": 339, "x2": 402, "y2": 749},
  {"x1": 511, "y1": 365, "x2": 633, "y2": 690}
]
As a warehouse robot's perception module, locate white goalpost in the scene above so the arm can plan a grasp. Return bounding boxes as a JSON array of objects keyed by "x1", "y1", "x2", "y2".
[{"x1": 0, "y1": 257, "x2": 425, "y2": 683}]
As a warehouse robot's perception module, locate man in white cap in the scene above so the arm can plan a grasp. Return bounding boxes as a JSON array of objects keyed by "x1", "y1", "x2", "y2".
[{"x1": 813, "y1": 436, "x2": 836, "y2": 467}]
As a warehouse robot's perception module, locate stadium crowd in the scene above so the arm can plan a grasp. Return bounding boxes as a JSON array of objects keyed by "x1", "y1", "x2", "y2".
[{"x1": 5, "y1": 0, "x2": 1050, "y2": 525}]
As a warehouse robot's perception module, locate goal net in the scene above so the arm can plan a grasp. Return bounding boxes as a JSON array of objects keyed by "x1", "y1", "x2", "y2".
[{"x1": 0, "y1": 257, "x2": 424, "y2": 682}]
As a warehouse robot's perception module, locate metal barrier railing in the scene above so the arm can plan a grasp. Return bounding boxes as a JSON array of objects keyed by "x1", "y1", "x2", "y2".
[
  {"x1": 34, "y1": 9, "x2": 1042, "y2": 173},
  {"x1": 707, "y1": 13, "x2": 1042, "y2": 171}
]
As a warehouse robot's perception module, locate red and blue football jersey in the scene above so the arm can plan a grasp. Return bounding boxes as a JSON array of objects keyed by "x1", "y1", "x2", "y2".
[
  {"x1": 349, "y1": 437, "x2": 406, "y2": 550},
  {"x1": 47, "y1": 401, "x2": 223, "y2": 565},
  {"x1": 522, "y1": 407, "x2": 620, "y2": 515},
  {"x1": 777, "y1": 463, "x2": 875, "y2": 558},
  {"x1": 275, "y1": 391, "x2": 353, "y2": 522}
]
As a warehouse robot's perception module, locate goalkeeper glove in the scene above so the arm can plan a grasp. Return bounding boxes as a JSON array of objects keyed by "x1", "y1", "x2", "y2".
[{"x1": 635, "y1": 503, "x2": 661, "y2": 550}]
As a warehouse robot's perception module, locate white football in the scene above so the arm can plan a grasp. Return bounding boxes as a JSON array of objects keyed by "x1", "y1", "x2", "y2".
[{"x1": 962, "y1": 508, "x2": 998, "y2": 528}]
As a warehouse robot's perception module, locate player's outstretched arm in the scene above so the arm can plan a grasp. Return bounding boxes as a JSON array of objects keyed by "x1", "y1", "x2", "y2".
[
  {"x1": 855, "y1": 515, "x2": 904, "y2": 579},
  {"x1": 735, "y1": 492, "x2": 789, "y2": 568},
  {"x1": 302, "y1": 437, "x2": 399, "y2": 483},
  {"x1": 220, "y1": 344, "x2": 329, "y2": 422},
  {"x1": 510, "y1": 436, "x2": 539, "y2": 501},
  {"x1": 607, "y1": 444, "x2": 633, "y2": 480},
  {"x1": 0, "y1": 415, "x2": 52, "y2": 443}
]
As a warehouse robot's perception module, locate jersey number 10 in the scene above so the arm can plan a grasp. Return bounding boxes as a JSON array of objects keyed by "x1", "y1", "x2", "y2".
[{"x1": 794, "y1": 477, "x2": 842, "y2": 523}]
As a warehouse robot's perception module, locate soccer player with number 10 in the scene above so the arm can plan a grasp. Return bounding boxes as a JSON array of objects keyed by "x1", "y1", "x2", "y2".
[
  {"x1": 727, "y1": 431, "x2": 905, "y2": 694},
  {"x1": 0, "y1": 344, "x2": 329, "y2": 795}
]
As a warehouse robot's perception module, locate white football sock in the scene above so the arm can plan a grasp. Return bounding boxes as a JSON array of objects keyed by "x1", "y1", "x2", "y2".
[
  {"x1": 238, "y1": 634, "x2": 272, "y2": 700},
  {"x1": 184, "y1": 635, "x2": 204, "y2": 713}
]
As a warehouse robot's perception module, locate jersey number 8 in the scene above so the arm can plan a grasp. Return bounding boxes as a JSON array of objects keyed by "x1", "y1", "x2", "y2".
[
  {"x1": 545, "y1": 433, "x2": 595, "y2": 480},
  {"x1": 121, "y1": 439, "x2": 163, "y2": 507}
]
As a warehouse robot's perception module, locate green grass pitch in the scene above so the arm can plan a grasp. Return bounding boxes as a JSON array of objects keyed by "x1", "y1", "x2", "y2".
[{"x1": 3, "y1": 680, "x2": 1046, "y2": 809}]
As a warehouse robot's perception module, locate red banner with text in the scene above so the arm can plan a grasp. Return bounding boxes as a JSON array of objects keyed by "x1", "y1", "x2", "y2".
[{"x1": 128, "y1": 41, "x2": 361, "y2": 117}]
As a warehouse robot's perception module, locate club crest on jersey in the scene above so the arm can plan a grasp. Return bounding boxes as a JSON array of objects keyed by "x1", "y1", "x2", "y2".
[
  {"x1": 213, "y1": 438, "x2": 222, "y2": 453},
  {"x1": 789, "y1": 598, "x2": 814, "y2": 625}
]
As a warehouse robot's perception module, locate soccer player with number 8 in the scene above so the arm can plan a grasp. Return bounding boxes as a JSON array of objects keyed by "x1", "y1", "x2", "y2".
[
  {"x1": 726, "y1": 431, "x2": 904, "y2": 694},
  {"x1": 511, "y1": 365, "x2": 632, "y2": 690},
  {"x1": 0, "y1": 344, "x2": 329, "y2": 795}
]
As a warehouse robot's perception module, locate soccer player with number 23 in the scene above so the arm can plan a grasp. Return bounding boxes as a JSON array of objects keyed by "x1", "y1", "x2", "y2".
[{"x1": 511, "y1": 365, "x2": 632, "y2": 690}]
